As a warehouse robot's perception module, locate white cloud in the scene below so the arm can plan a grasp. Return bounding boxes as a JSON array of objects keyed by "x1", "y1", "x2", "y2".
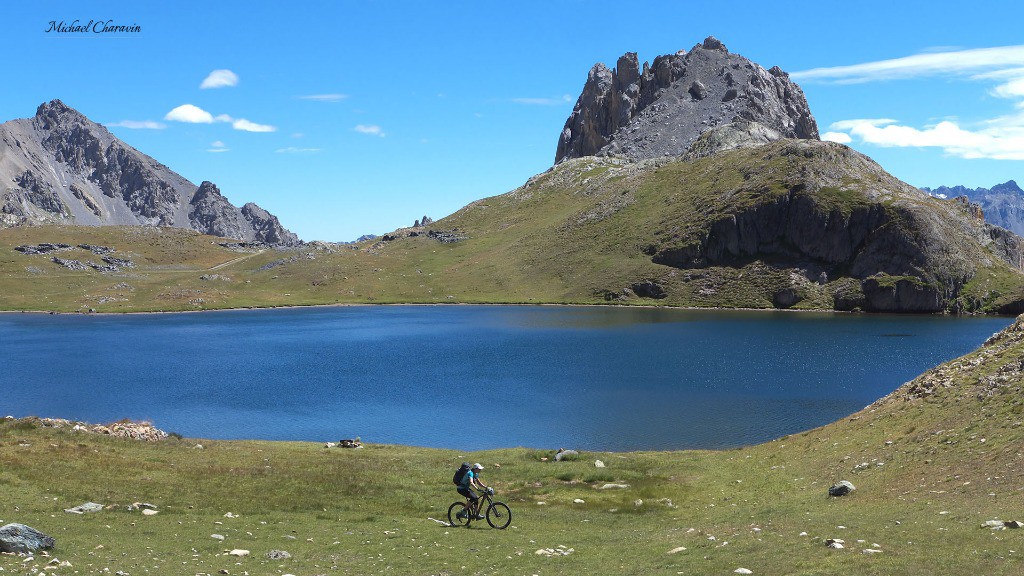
[
  {"x1": 163, "y1": 105, "x2": 275, "y2": 133},
  {"x1": 803, "y1": 45, "x2": 1024, "y2": 160},
  {"x1": 298, "y1": 94, "x2": 348, "y2": 102},
  {"x1": 511, "y1": 95, "x2": 573, "y2": 105},
  {"x1": 354, "y1": 124, "x2": 385, "y2": 137},
  {"x1": 232, "y1": 118, "x2": 276, "y2": 133},
  {"x1": 164, "y1": 104, "x2": 215, "y2": 123},
  {"x1": 792, "y1": 45, "x2": 1024, "y2": 84},
  {"x1": 827, "y1": 118, "x2": 1024, "y2": 160},
  {"x1": 208, "y1": 140, "x2": 230, "y2": 153},
  {"x1": 820, "y1": 131, "x2": 852, "y2": 144},
  {"x1": 993, "y1": 77, "x2": 1024, "y2": 98},
  {"x1": 200, "y1": 69, "x2": 239, "y2": 89},
  {"x1": 276, "y1": 147, "x2": 321, "y2": 153},
  {"x1": 106, "y1": 120, "x2": 166, "y2": 129}
]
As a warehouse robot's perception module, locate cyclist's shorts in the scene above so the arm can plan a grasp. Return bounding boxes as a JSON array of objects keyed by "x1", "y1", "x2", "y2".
[{"x1": 457, "y1": 486, "x2": 479, "y2": 501}]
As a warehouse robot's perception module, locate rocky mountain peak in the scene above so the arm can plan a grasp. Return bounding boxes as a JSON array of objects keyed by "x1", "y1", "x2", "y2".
[
  {"x1": 33, "y1": 99, "x2": 94, "y2": 132},
  {"x1": 923, "y1": 179, "x2": 1024, "y2": 236},
  {"x1": 555, "y1": 38, "x2": 819, "y2": 163},
  {"x1": 2, "y1": 101, "x2": 300, "y2": 245},
  {"x1": 700, "y1": 35, "x2": 726, "y2": 51},
  {"x1": 992, "y1": 180, "x2": 1022, "y2": 195},
  {"x1": 193, "y1": 181, "x2": 223, "y2": 200}
]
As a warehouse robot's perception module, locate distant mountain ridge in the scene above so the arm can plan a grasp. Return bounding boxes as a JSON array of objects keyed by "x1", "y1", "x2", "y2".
[
  {"x1": 555, "y1": 36, "x2": 818, "y2": 163},
  {"x1": 0, "y1": 100, "x2": 299, "y2": 245},
  {"x1": 922, "y1": 180, "x2": 1024, "y2": 236}
]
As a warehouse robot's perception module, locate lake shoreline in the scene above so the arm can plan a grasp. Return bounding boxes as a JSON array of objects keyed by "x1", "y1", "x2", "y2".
[{"x1": 3, "y1": 299, "x2": 1011, "y2": 318}]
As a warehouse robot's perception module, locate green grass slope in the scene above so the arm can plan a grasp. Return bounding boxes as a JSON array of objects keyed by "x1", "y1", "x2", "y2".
[
  {"x1": 2, "y1": 315, "x2": 1023, "y2": 575},
  {"x1": 2, "y1": 140, "x2": 1023, "y2": 313}
]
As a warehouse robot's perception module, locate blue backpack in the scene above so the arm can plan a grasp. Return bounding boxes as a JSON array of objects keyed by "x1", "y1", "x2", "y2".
[{"x1": 452, "y1": 462, "x2": 471, "y2": 485}]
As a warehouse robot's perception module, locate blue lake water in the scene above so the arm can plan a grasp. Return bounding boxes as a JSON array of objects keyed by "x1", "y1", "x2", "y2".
[{"x1": 0, "y1": 306, "x2": 1012, "y2": 451}]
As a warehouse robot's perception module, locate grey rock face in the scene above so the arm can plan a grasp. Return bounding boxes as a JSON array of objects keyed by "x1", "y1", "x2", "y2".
[
  {"x1": 0, "y1": 523, "x2": 56, "y2": 553},
  {"x1": 241, "y1": 202, "x2": 300, "y2": 246},
  {"x1": 0, "y1": 100, "x2": 299, "y2": 245},
  {"x1": 185, "y1": 181, "x2": 299, "y2": 245},
  {"x1": 685, "y1": 120, "x2": 783, "y2": 159},
  {"x1": 11, "y1": 170, "x2": 66, "y2": 216},
  {"x1": 555, "y1": 36, "x2": 818, "y2": 163},
  {"x1": 189, "y1": 181, "x2": 247, "y2": 240}
]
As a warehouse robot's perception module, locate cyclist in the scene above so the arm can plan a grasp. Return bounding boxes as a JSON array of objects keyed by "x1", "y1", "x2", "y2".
[{"x1": 457, "y1": 463, "x2": 490, "y2": 519}]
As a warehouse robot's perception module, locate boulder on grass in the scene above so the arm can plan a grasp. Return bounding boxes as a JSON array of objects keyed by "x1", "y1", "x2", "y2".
[
  {"x1": 0, "y1": 523, "x2": 56, "y2": 554},
  {"x1": 828, "y1": 480, "x2": 855, "y2": 497},
  {"x1": 554, "y1": 448, "x2": 579, "y2": 462}
]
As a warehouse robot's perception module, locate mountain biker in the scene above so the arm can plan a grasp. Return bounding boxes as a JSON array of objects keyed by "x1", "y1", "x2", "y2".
[{"x1": 457, "y1": 463, "x2": 490, "y2": 520}]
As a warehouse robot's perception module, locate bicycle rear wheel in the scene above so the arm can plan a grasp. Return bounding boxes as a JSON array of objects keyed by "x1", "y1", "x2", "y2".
[
  {"x1": 448, "y1": 502, "x2": 471, "y2": 527},
  {"x1": 486, "y1": 501, "x2": 512, "y2": 529}
]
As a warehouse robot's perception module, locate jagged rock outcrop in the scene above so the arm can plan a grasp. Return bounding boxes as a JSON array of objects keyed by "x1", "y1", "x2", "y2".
[
  {"x1": 0, "y1": 100, "x2": 299, "y2": 245},
  {"x1": 241, "y1": 202, "x2": 299, "y2": 246},
  {"x1": 189, "y1": 181, "x2": 248, "y2": 240},
  {"x1": 188, "y1": 182, "x2": 298, "y2": 245},
  {"x1": 555, "y1": 36, "x2": 818, "y2": 163},
  {"x1": 923, "y1": 180, "x2": 1024, "y2": 236}
]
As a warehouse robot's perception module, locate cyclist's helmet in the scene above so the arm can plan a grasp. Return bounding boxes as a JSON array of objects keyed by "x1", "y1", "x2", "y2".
[{"x1": 472, "y1": 463, "x2": 484, "y2": 471}]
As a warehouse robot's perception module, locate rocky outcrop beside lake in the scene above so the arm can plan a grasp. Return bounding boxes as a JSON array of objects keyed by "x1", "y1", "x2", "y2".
[
  {"x1": 636, "y1": 141, "x2": 1024, "y2": 313},
  {"x1": 7, "y1": 416, "x2": 169, "y2": 441}
]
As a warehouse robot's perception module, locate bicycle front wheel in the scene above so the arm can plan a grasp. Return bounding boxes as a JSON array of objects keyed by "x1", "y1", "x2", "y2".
[
  {"x1": 486, "y1": 501, "x2": 512, "y2": 529},
  {"x1": 448, "y1": 502, "x2": 471, "y2": 527}
]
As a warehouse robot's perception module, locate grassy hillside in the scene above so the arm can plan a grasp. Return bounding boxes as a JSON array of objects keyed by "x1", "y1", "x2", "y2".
[
  {"x1": 2, "y1": 316, "x2": 1024, "y2": 575},
  {"x1": 2, "y1": 140, "x2": 1023, "y2": 314}
]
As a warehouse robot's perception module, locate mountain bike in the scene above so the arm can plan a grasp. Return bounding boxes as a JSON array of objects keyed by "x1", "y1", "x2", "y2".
[{"x1": 447, "y1": 487, "x2": 512, "y2": 529}]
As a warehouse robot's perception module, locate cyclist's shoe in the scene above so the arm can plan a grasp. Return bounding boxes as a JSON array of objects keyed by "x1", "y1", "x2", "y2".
[
  {"x1": 474, "y1": 514, "x2": 485, "y2": 520},
  {"x1": 456, "y1": 510, "x2": 468, "y2": 520}
]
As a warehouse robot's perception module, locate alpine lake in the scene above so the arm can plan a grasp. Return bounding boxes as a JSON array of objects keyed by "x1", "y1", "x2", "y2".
[{"x1": 0, "y1": 305, "x2": 1012, "y2": 451}]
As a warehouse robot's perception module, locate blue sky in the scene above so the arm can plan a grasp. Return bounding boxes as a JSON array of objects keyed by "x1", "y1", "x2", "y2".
[{"x1": 6, "y1": 1, "x2": 1024, "y2": 241}]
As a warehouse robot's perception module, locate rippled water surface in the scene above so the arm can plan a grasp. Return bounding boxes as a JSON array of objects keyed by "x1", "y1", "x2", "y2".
[{"x1": 0, "y1": 306, "x2": 1011, "y2": 450}]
